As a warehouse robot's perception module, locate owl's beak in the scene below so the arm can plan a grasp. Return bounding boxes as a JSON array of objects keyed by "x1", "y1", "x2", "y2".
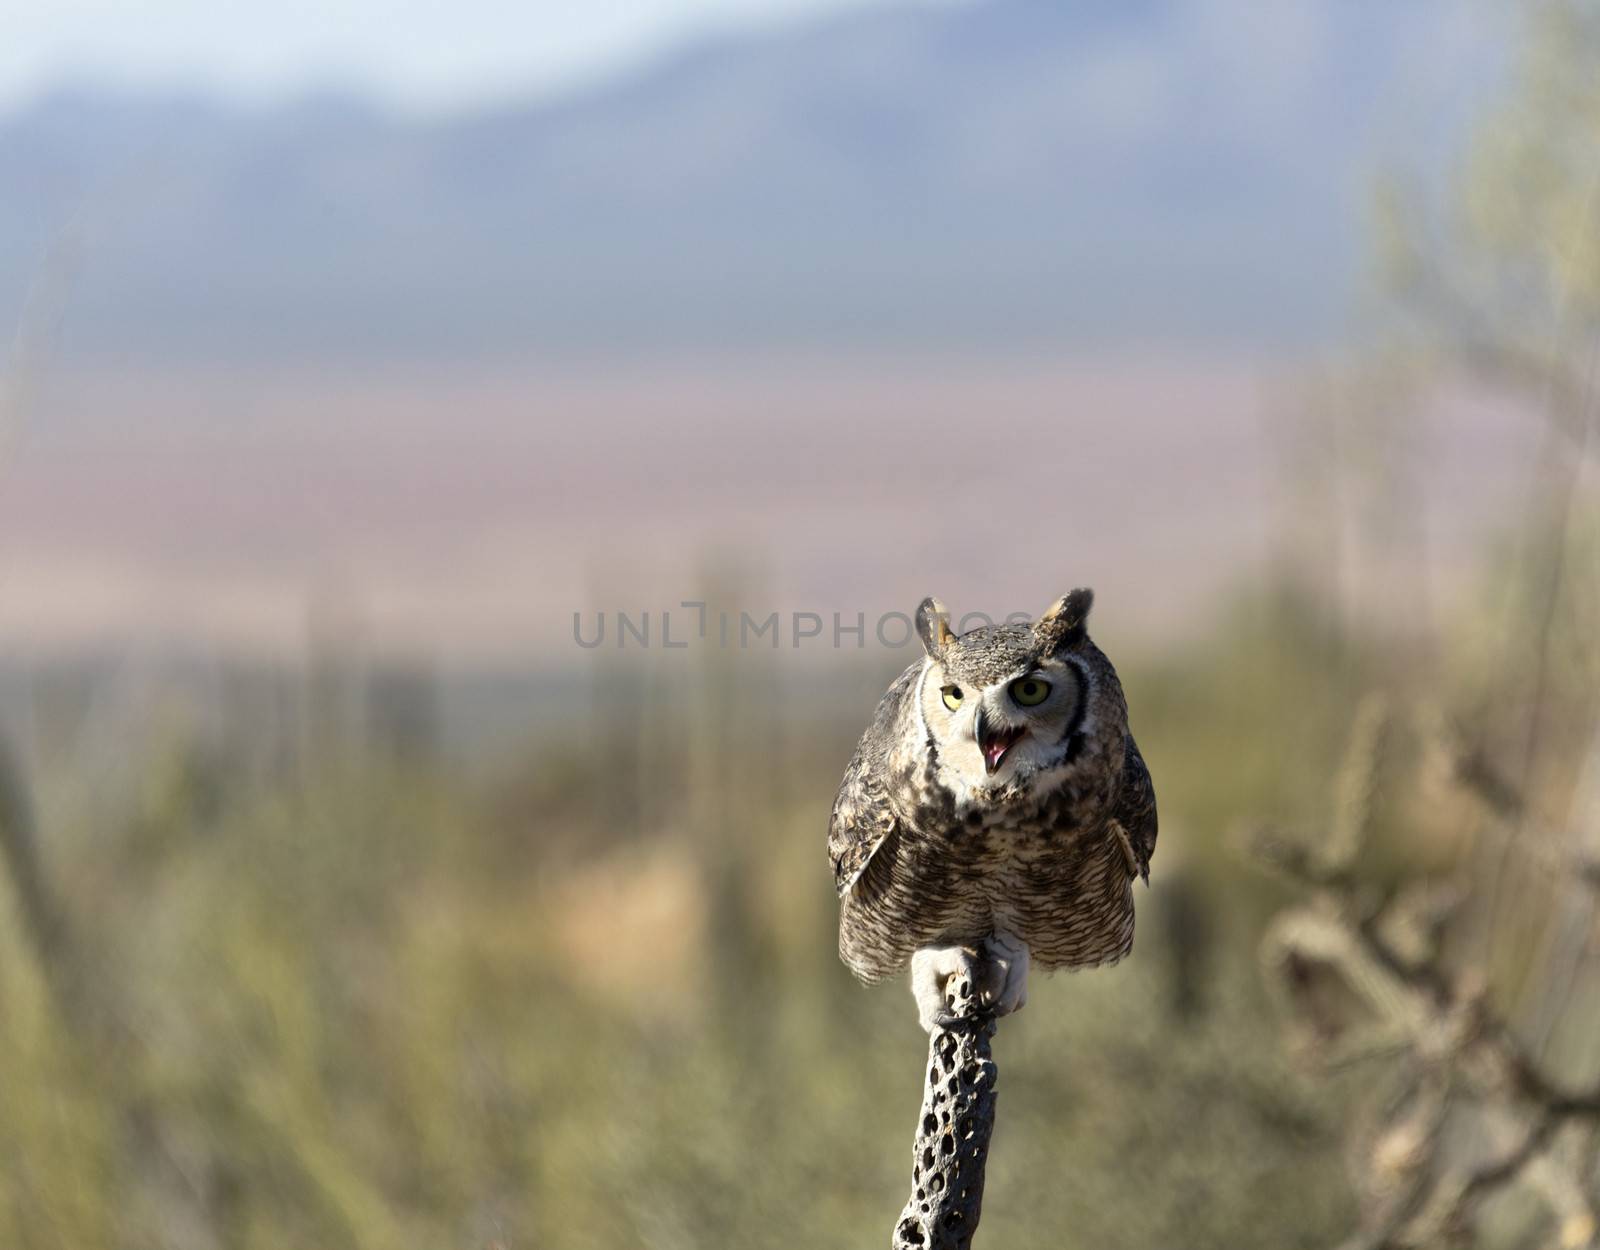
[{"x1": 974, "y1": 708, "x2": 1026, "y2": 774}]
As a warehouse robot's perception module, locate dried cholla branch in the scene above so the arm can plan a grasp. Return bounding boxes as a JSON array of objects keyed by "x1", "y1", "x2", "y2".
[
  {"x1": 892, "y1": 972, "x2": 998, "y2": 1250},
  {"x1": 1325, "y1": 696, "x2": 1392, "y2": 880},
  {"x1": 1250, "y1": 699, "x2": 1600, "y2": 1249},
  {"x1": 1244, "y1": 694, "x2": 1392, "y2": 892}
]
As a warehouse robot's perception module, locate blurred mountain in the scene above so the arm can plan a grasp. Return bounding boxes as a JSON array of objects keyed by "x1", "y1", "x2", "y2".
[{"x1": 1, "y1": 0, "x2": 1504, "y2": 362}]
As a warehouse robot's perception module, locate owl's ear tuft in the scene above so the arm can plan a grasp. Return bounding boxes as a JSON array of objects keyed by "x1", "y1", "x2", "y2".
[
  {"x1": 1034, "y1": 587, "x2": 1094, "y2": 652},
  {"x1": 915, "y1": 596, "x2": 956, "y2": 657}
]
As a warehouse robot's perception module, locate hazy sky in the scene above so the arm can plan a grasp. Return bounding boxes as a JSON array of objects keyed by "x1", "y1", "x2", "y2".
[{"x1": 3, "y1": 0, "x2": 911, "y2": 114}]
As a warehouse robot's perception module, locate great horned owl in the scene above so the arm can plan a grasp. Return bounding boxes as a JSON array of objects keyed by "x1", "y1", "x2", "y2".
[{"x1": 828, "y1": 590, "x2": 1157, "y2": 1032}]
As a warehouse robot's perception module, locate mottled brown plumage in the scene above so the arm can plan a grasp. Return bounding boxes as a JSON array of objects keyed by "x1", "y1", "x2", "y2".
[{"x1": 828, "y1": 590, "x2": 1157, "y2": 1026}]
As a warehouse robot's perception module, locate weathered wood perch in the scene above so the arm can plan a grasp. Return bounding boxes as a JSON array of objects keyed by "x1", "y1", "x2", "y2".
[{"x1": 892, "y1": 972, "x2": 999, "y2": 1250}]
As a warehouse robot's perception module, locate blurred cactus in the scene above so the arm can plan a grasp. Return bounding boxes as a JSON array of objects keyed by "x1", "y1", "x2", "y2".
[
  {"x1": 0, "y1": 732, "x2": 70, "y2": 993},
  {"x1": 1253, "y1": 702, "x2": 1600, "y2": 1249},
  {"x1": 1260, "y1": 6, "x2": 1600, "y2": 1237}
]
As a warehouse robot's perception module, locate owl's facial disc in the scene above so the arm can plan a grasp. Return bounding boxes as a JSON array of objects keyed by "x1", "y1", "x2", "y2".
[{"x1": 974, "y1": 708, "x2": 1026, "y2": 774}]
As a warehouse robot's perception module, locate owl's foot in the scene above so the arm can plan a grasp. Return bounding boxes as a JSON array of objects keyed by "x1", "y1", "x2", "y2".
[
  {"x1": 909, "y1": 935, "x2": 1030, "y2": 1033},
  {"x1": 910, "y1": 944, "x2": 983, "y2": 1033},
  {"x1": 979, "y1": 930, "x2": 1029, "y2": 1019}
]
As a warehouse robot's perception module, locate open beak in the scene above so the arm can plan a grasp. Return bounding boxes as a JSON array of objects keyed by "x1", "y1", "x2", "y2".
[{"x1": 974, "y1": 707, "x2": 1027, "y2": 775}]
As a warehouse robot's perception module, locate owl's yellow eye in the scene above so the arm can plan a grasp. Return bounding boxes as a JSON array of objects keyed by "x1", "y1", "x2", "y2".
[
  {"x1": 1010, "y1": 677, "x2": 1051, "y2": 707},
  {"x1": 941, "y1": 686, "x2": 964, "y2": 712}
]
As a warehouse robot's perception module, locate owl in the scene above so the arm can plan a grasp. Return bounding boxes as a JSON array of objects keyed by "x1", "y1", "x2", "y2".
[{"x1": 828, "y1": 590, "x2": 1157, "y2": 1032}]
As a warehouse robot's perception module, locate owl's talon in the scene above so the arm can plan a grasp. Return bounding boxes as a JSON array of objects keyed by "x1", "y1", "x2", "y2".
[
  {"x1": 909, "y1": 937, "x2": 1031, "y2": 1031},
  {"x1": 979, "y1": 931, "x2": 1030, "y2": 1018},
  {"x1": 910, "y1": 944, "x2": 982, "y2": 1034}
]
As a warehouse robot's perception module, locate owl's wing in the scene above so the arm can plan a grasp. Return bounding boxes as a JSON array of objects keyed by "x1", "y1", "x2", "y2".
[
  {"x1": 828, "y1": 751, "x2": 899, "y2": 897},
  {"x1": 828, "y1": 665, "x2": 917, "y2": 897},
  {"x1": 1110, "y1": 733, "x2": 1158, "y2": 884}
]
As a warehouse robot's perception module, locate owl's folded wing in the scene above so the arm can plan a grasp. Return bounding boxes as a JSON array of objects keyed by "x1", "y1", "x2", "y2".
[
  {"x1": 828, "y1": 664, "x2": 920, "y2": 898},
  {"x1": 828, "y1": 750, "x2": 899, "y2": 897},
  {"x1": 1111, "y1": 733, "x2": 1158, "y2": 883}
]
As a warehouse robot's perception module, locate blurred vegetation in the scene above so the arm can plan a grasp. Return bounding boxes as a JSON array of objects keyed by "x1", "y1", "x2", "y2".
[
  {"x1": 1, "y1": 586, "x2": 1384, "y2": 1250},
  {"x1": 1273, "y1": 0, "x2": 1600, "y2": 1243},
  {"x1": 9, "y1": 545, "x2": 1584, "y2": 1249}
]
